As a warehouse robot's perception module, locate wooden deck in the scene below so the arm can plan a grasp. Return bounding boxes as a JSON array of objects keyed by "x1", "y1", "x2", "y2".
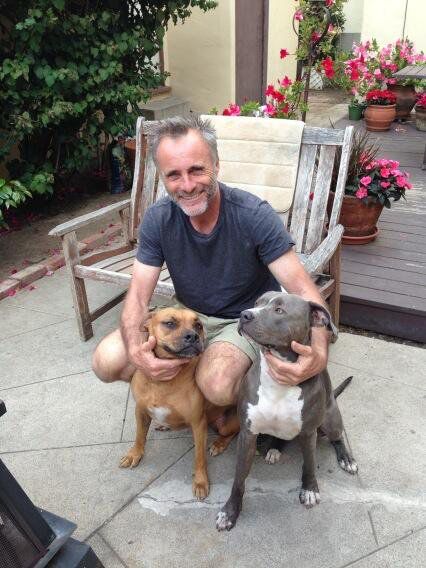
[{"x1": 335, "y1": 117, "x2": 426, "y2": 342}]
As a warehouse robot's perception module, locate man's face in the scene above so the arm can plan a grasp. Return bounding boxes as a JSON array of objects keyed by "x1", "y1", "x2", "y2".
[{"x1": 156, "y1": 130, "x2": 219, "y2": 217}]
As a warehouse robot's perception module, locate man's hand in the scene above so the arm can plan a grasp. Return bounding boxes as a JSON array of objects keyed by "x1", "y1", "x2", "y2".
[
  {"x1": 264, "y1": 338, "x2": 328, "y2": 386},
  {"x1": 128, "y1": 336, "x2": 190, "y2": 381}
]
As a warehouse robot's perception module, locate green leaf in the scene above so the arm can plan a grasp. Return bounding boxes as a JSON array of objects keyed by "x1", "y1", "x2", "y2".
[
  {"x1": 52, "y1": 0, "x2": 65, "y2": 10},
  {"x1": 45, "y1": 73, "x2": 55, "y2": 87}
]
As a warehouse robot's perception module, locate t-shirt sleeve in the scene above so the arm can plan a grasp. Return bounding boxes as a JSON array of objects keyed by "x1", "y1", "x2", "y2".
[
  {"x1": 136, "y1": 206, "x2": 164, "y2": 267},
  {"x1": 252, "y1": 200, "x2": 295, "y2": 265}
]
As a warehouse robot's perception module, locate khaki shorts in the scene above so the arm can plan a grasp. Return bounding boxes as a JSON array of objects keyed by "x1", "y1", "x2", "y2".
[{"x1": 151, "y1": 299, "x2": 259, "y2": 363}]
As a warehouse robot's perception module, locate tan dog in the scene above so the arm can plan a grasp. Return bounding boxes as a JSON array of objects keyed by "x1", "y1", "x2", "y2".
[{"x1": 120, "y1": 307, "x2": 239, "y2": 499}]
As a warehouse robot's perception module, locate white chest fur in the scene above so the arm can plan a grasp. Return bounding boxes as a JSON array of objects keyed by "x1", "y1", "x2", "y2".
[
  {"x1": 247, "y1": 353, "x2": 303, "y2": 440},
  {"x1": 147, "y1": 406, "x2": 170, "y2": 426}
]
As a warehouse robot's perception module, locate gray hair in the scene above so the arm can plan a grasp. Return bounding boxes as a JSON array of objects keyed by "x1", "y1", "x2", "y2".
[{"x1": 148, "y1": 114, "x2": 218, "y2": 165}]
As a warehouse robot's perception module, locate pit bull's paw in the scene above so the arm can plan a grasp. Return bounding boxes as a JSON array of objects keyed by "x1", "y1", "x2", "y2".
[
  {"x1": 209, "y1": 438, "x2": 228, "y2": 457},
  {"x1": 216, "y1": 509, "x2": 237, "y2": 531},
  {"x1": 299, "y1": 488, "x2": 321, "y2": 508},
  {"x1": 119, "y1": 449, "x2": 144, "y2": 469},
  {"x1": 265, "y1": 449, "x2": 281, "y2": 464},
  {"x1": 339, "y1": 456, "x2": 358, "y2": 474},
  {"x1": 193, "y1": 477, "x2": 209, "y2": 500}
]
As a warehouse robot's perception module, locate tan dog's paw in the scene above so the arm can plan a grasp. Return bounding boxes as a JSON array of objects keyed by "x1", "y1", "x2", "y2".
[
  {"x1": 209, "y1": 437, "x2": 228, "y2": 457},
  {"x1": 119, "y1": 448, "x2": 144, "y2": 469},
  {"x1": 154, "y1": 424, "x2": 171, "y2": 431},
  {"x1": 192, "y1": 476, "x2": 209, "y2": 500}
]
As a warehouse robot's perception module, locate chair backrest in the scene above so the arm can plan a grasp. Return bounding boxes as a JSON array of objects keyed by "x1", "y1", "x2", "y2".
[{"x1": 128, "y1": 116, "x2": 353, "y2": 256}]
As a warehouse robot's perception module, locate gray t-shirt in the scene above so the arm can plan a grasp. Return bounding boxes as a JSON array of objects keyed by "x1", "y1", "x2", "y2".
[{"x1": 137, "y1": 183, "x2": 295, "y2": 318}]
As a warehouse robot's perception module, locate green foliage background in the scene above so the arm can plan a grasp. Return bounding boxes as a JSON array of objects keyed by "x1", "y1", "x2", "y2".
[{"x1": 0, "y1": 0, "x2": 216, "y2": 223}]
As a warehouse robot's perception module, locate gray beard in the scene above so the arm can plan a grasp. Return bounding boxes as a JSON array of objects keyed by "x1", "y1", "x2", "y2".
[{"x1": 167, "y1": 177, "x2": 218, "y2": 217}]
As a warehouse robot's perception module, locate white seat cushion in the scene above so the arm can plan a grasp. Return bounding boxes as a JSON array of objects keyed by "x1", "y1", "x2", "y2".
[{"x1": 201, "y1": 115, "x2": 304, "y2": 213}]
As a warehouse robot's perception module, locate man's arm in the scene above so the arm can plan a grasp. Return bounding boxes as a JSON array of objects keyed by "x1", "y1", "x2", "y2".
[
  {"x1": 266, "y1": 249, "x2": 331, "y2": 385},
  {"x1": 121, "y1": 259, "x2": 189, "y2": 380}
]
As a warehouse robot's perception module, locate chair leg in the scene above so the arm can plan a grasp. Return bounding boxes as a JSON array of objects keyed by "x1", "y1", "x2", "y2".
[
  {"x1": 328, "y1": 243, "x2": 341, "y2": 328},
  {"x1": 62, "y1": 232, "x2": 93, "y2": 341}
]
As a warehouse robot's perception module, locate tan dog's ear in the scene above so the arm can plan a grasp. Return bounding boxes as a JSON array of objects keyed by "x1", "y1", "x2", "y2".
[{"x1": 140, "y1": 312, "x2": 154, "y2": 335}]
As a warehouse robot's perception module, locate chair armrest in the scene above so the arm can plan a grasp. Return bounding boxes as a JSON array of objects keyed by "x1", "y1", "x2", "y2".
[
  {"x1": 301, "y1": 224, "x2": 344, "y2": 274},
  {"x1": 49, "y1": 199, "x2": 131, "y2": 237}
]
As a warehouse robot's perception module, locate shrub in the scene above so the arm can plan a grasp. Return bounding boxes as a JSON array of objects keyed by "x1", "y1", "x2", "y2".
[{"x1": 0, "y1": 0, "x2": 216, "y2": 210}]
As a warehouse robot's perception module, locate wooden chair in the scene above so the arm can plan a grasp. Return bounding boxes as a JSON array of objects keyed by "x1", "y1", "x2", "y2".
[{"x1": 49, "y1": 117, "x2": 353, "y2": 340}]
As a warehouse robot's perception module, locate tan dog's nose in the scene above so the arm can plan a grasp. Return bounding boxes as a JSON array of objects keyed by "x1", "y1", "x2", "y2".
[{"x1": 183, "y1": 329, "x2": 199, "y2": 345}]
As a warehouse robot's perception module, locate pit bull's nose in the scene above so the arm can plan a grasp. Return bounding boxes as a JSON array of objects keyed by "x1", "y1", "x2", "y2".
[
  {"x1": 240, "y1": 310, "x2": 254, "y2": 322},
  {"x1": 184, "y1": 330, "x2": 199, "y2": 344}
]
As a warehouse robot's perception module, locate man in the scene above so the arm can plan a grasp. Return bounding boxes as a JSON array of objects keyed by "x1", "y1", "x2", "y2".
[{"x1": 92, "y1": 115, "x2": 331, "y2": 407}]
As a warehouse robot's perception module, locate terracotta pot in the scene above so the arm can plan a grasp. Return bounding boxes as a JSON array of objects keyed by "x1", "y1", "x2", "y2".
[
  {"x1": 364, "y1": 104, "x2": 396, "y2": 132},
  {"x1": 327, "y1": 193, "x2": 384, "y2": 244},
  {"x1": 414, "y1": 105, "x2": 426, "y2": 131},
  {"x1": 387, "y1": 84, "x2": 417, "y2": 120}
]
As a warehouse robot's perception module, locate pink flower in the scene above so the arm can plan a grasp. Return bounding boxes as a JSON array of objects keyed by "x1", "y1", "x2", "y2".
[
  {"x1": 280, "y1": 48, "x2": 289, "y2": 59},
  {"x1": 7, "y1": 289, "x2": 17, "y2": 297},
  {"x1": 380, "y1": 181, "x2": 391, "y2": 189},
  {"x1": 355, "y1": 186, "x2": 368, "y2": 199},
  {"x1": 280, "y1": 76, "x2": 292, "y2": 88},
  {"x1": 360, "y1": 176, "x2": 372, "y2": 186},
  {"x1": 328, "y1": 24, "x2": 334, "y2": 33},
  {"x1": 294, "y1": 10, "x2": 303, "y2": 21},
  {"x1": 325, "y1": 0, "x2": 335, "y2": 6},
  {"x1": 380, "y1": 168, "x2": 390, "y2": 178},
  {"x1": 396, "y1": 176, "x2": 407, "y2": 188},
  {"x1": 311, "y1": 32, "x2": 321, "y2": 43},
  {"x1": 406, "y1": 182, "x2": 413, "y2": 189},
  {"x1": 263, "y1": 103, "x2": 276, "y2": 117},
  {"x1": 223, "y1": 103, "x2": 241, "y2": 116}
]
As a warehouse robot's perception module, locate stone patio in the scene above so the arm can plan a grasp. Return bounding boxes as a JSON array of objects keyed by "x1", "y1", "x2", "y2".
[{"x1": 0, "y1": 268, "x2": 425, "y2": 567}]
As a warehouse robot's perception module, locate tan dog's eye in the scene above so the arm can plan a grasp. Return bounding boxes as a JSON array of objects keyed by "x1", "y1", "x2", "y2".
[
  {"x1": 275, "y1": 307, "x2": 284, "y2": 314},
  {"x1": 162, "y1": 320, "x2": 176, "y2": 329},
  {"x1": 194, "y1": 321, "x2": 203, "y2": 332}
]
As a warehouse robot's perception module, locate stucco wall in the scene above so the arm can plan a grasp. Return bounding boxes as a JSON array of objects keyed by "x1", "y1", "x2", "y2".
[
  {"x1": 343, "y1": 0, "x2": 425, "y2": 52},
  {"x1": 267, "y1": 0, "x2": 298, "y2": 85},
  {"x1": 163, "y1": 1, "x2": 235, "y2": 114}
]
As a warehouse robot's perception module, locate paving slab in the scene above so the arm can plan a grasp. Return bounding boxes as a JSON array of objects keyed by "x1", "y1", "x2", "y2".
[
  {"x1": 334, "y1": 367, "x2": 426, "y2": 546},
  {"x1": 0, "y1": 371, "x2": 128, "y2": 452},
  {"x1": 1, "y1": 438, "x2": 193, "y2": 541},
  {"x1": 348, "y1": 527, "x2": 426, "y2": 568},
  {"x1": 329, "y1": 332, "x2": 426, "y2": 390},
  {"x1": 1, "y1": 268, "x2": 126, "y2": 319},
  {"x1": 87, "y1": 534, "x2": 127, "y2": 568},
  {"x1": 0, "y1": 304, "x2": 68, "y2": 341},
  {"x1": 100, "y1": 438, "x2": 375, "y2": 568},
  {"x1": 0, "y1": 305, "x2": 123, "y2": 390}
]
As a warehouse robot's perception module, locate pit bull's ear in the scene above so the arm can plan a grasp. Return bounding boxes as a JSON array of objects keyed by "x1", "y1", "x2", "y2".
[{"x1": 309, "y1": 302, "x2": 338, "y2": 343}]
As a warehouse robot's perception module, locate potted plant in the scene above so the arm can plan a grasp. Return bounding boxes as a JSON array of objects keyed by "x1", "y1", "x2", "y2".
[
  {"x1": 414, "y1": 92, "x2": 426, "y2": 131},
  {"x1": 364, "y1": 89, "x2": 397, "y2": 131},
  {"x1": 343, "y1": 38, "x2": 425, "y2": 120},
  {"x1": 328, "y1": 130, "x2": 412, "y2": 244}
]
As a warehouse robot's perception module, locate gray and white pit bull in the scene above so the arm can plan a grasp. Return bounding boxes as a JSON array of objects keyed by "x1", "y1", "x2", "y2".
[{"x1": 216, "y1": 291, "x2": 358, "y2": 531}]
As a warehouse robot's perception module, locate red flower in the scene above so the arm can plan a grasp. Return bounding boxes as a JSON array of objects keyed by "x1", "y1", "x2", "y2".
[
  {"x1": 366, "y1": 90, "x2": 397, "y2": 105},
  {"x1": 325, "y1": 0, "x2": 335, "y2": 6},
  {"x1": 280, "y1": 48, "x2": 289, "y2": 59},
  {"x1": 321, "y1": 57, "x2": 335, "y2": 79},
  {"x1": 265, "y1": 84, "x2": 275, "y2": 97},
  {"x1": 311, "y1": 32, "x2": 321, "y2": 43},
  {"x1": 281, "y1": 103, "x2": 290, "y2": 114},
  {"x1": 273, "y1": 90, "x2": 285, "y2": 103}
]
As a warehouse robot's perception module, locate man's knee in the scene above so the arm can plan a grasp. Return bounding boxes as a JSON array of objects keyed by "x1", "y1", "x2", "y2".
[
  {"x1": 197, "y1": 370, "x2": 242, "y2": 407},
  {"x1": 92, "y1": 330, "x2": 133, "y2": 383}
]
